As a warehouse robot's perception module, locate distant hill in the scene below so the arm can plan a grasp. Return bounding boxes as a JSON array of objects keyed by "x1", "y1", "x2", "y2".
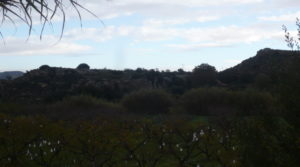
[
  {"x1": 0, "y1": 71, "x2": 24, "y2": 80},
  {"x1": 218, "y1": 48, "x2": 300, "y2": 87},
  {"x1": 1, "y1": 48, "x2": 299, "y2": 103},
  {"x1": 0, "y1": 66, "x2": 190, "y2": 102}
]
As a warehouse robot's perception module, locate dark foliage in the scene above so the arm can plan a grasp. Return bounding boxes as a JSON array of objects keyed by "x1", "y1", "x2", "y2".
[
  {"x1": 121, "y1": 89, "x2": 173, "y2": 114},
  {"x1": 218, "y1": 48, "x2": 300, "y2": 89},
  {"x1": 76, "y1": 63, "x2": 90, "y2": 71},
  {"x1": 0, "y1": 48, "x2": 300, "y2": 167},
  {"x1": 190, "y1": 63, "x2": 218, "y2": 87},
  {"x1": 178, "y1": 88, "x2": 278, "y2": 116}
]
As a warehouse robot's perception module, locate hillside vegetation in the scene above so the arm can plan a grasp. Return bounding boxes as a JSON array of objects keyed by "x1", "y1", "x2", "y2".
[{"x1": 0, "y1": 48, "x2": 299, "y2": 167}]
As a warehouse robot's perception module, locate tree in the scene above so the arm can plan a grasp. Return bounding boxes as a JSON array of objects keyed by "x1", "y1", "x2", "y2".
[
  {"x1": 282, "y1": 18, "x2": 300, "y2": 51},
  {"x1": 0, "y1": 0, "x2": 97, "y2": 39},
  {"x1": 39, "y1": 65, "x2": 51, "y2": 71},
  {"x1": 190, "y1": 63, "x2": 217, "y2": 87},
  {"x1": 76, "y1": 63, "x2": 90, "y2": 71}
]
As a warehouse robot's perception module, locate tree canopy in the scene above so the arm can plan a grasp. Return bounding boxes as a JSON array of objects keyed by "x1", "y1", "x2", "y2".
[
  {"x1": 76, "y1": 63, "x2": 90, "y2": 71},
  {"x1": 191, "y1": 63, "x2": 217, "y2": 87}
]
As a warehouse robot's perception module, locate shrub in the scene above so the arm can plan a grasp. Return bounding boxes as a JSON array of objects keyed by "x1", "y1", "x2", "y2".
[
  {"x1": 234, "y1": 90, "x2": 278, "y2": 115},
  {"x1": 57, "y1": 95, "x2": 107, "y2": 108},
  {"x1": 179, "y1": 88, "x2": 278, "y2": 116},
  {"x1": 48, "y1": 95, "x2": 122, "y2": 119},
  {"x1": 121, "y1": 89, "x2": 173, "y2": 114},
  {"x1": 179, "y1": 88, "x2": 235, "y2": 115}
]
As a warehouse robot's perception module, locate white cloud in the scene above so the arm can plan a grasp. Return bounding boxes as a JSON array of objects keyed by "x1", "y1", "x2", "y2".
[
  {"x1": 0, "y1": 36, "x2": 91, "y2": 56},
  {"x1": 166, "y1": 43, "x2": 230, "y2": 52},
  {"x1": 55, "y1": 21, "x2": 284, "y2": 48},
  {"x1": 63, "y1": 26, "x2": 115, "y2": 42},
  {"x1": 258, "y1": 11, "x2": 300, "y2": 22},
  {"x1": 143, "y1": 18, "x2": 191, "y2": 27},
  {"x1": 0, "y1": 0, "x2": 295, "y2": 58},
  {"x1": 116, "y1": 24, "x2": 282, "y2": 44},
  {"x1": 163, "y1": 25, "x2": 283, "y2": 52},
  {"x1": 271, "y1": 0, "x2": 300, "y2": 8},
  {"x1": 96, "y1": 0, "x2": 263, "y2": 8},
  {"x1": 79, "y1": 0, "x2": 263, "y2": 21},
  {"x1": 143, "y1": 16, "x2": 219, "y2": 27},
  {"x1": 70, "y1": 0, "x2": 284, "y2": 47},
  {"x1": 54, "y1": 22, "x2": 284, "y2": 53}
]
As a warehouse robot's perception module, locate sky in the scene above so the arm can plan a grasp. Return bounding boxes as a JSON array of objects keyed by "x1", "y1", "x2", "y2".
[{"x1": 0, "y1": 0, "x2": 300, "y2": 72}]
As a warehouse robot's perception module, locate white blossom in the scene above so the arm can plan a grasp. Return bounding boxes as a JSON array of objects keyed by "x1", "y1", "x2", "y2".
[
  {"x1": 200, "y1": 130, "x2": 205, "y2": 136},
  {"x1": 192, "y1": 132, "x2": 198, "y2": 141}
]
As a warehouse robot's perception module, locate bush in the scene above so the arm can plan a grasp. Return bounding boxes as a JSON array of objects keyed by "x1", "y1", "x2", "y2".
[
  {"x1": 121, "y1": 89, "x2": 173, "y2": 114},
  {"x1": 57, "y1": 95, "x2": 109, "y2": 108},
  {"x1": 47, "y1": 95, "x2": 122, "y2": 119},
  {"x1": 179, "y1": 88, "x2": 278, "y2": 116},
  {"x1": 234, "y1": 90, "x2": 278, "y2": 115},
  {"x1": 179, "y1": 88, "x2": 235, "y2": 115}
]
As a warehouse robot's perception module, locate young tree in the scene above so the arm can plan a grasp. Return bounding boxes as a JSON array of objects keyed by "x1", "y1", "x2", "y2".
[{"x1": 282, "y1": 18, "x2": 300, "y2": 51}]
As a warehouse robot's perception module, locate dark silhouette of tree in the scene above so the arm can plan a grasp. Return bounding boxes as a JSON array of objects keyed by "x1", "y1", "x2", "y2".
[
  {"x1": 0, "y1": 0, "x2": 98, "y2": 39},
  {"x1": 76, "y1": 63, "x2": 90, "y2": 71},
  {"x1": 39, "y1": 65, "x2": 51, "y2": 71},
  {"x1": 190, "y1": 63, "x2": 217, "y2": 87},
  {"x1": 177, "y1": 68, "x2": 185, "y2": 73}
]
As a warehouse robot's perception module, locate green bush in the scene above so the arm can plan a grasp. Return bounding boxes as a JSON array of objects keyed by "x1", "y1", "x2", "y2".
[
  {"x1": 47, "y1": 95, "x2": 122, "y2": 119},
  {"x1": 56, "y1": 95, "x2": 108, "y2": 108},
  {"x1": 234, "y1": 90, "x2": 278, "y2": 115},
  {"x1": 0, "y1": 103, "x2": 24, "y2": 114},
  {"x1": 179, "y1": 88, "x2": 234, "y2": 115},
  {"x1": 121, "y1": 89, "x2": 173, "y2": 114},
  {"x1": 179, "y1": 88, "x2": 278, "y2": 116}
]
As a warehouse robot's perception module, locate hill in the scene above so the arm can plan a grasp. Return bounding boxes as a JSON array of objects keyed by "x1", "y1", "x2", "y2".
[
  {"x1": 0, "y1": 67, "x2": 190, "y2": 102},
  {"x1": 0, "y1": 71, "x2": 24, "y2": 80},
  {"x1": 0, "y1": 48, "x2": 299, "y2": 103},
  {"x1": 218, "y1": 48, "x2": 300, "y2": 87}
]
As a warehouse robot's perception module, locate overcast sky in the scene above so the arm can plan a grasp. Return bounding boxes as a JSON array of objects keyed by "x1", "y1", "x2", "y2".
[{"x1": 0, "y1": 0, "x2": 299, "y2": 72}]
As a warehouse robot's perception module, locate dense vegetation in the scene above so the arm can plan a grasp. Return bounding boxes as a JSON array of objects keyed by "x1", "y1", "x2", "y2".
[{"x1": 0, "y1": 48, "x2": 300, "y2": 166}]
